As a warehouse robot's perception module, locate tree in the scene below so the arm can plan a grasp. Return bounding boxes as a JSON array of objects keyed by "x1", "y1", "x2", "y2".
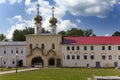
[
  {"x1": 67, "y1": 28, "x2": 84, "y2": 37},
  {"x1": 12, "y1": 28, "x2": 34, "y2": 41},
  {"x1": 12, "y1": 27, "x2": 50, "y2": 41},
  {"x1": 0, "y1": 34, "x2": 7, "y2": 41},
  {"x1": 58, "y1": 31, "x2": 66, "y2": 36},
  {"x1": 84, "y1": 29, "x2": 96, "y2": 37},
  {"x1": 112, "y1": 31, "x2": 120, "y2": 36},
  {"x1": 58, "y1": 28, "x2": 95, "y2": 37}
]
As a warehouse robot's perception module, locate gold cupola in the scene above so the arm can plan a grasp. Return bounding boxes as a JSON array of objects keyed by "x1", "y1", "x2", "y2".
[
  {"x1": 34, "y1": 14, "x2": 42, "y2": 23},
  {"x1": 34, "y1": 4, "x2": 42, "y2": 23},
  {"x1": 34, "y1": 4, "x2": 42, "y2": 34},
  {"x1": 49, "y1": 7, "x2": 57, "y2": 25}
]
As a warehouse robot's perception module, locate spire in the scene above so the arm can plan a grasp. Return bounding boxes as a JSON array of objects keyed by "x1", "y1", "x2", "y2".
[
  {"x1": 51, "y1": 7, "x2": 55, "y2": 18},
  {"x1": 37, "y1": 4, "x2": 40, "y2": 15},
  {"x1": 34, "y1": 3, "x2": 42, "y2": 23},
  {"x1": 34, "y1": 3, "x2": 42, "y2": 34},
  {"x1": 49, "y1": 7, "x2": 57, "y2": 25},
  {"x1": 49, "y1": 6, "x2": 57, "y2": 34}
]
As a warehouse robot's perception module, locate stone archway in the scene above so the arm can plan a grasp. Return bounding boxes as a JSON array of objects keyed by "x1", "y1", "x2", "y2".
[{"x1": 31, "y1": 56, "x2": 43, "y2": 67}]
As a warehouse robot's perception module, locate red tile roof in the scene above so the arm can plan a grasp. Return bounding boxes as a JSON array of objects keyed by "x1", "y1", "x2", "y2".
[{"x1": 63, "y1": 36, "x2": 120, "y2": 45}]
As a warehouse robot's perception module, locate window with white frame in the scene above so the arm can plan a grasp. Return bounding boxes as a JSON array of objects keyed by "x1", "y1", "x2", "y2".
[
  {"x1": 108, "y1": 55, "x2": 112, "y2": 60},
  {"x1": 4, "y1": 50, "x2": 6, "y2": 54},
  {"x1": 77, "y1": 46, "x2": 79, "y2": 50},
  {"x1": 102, "y1": 53, "x2": 106, "y2": 60},
  {"x1": 11, "y1": 50, "x2": 13, "y2": 54},
  {"x1": 91, "y1": 46, "x2": 94, "y2": 50},
  {"x1": 84, "y1": 46, "x2": 87, "y2": 50},
  {"x1": 72, "y1": 55, "x2": 75, "y2": 59},
  {"x1": 77, "y1": 55, "x2": 80, "y2": 59},
  {"x1": 21, "y1": 50, "x2": 23, "y2": 54},
  {"x1": 102, "y1": 46, "x2": 105, "y2": 50},
  {"x1": 84, "y1": 53, "x2": 87, "y2": 60},
  {"x1": 108, "y1": 46, "x2": 111, "y2": 50},
  {"x1": 67, "y1": 46, "x2": 70, "y2": 50},
  {"x1": 13, "y1": 61, "x2": 15, "y2": 64},
  {"x1": 90, "y1": 55, "x2": 94, "y2": 60},
  {"x1": 118, "y1": 55, "x2": 120, "y2": 60},
  {"x1": 72, "y1": 46, "x2": 74, "y2": 50},
  {"x1": 67, "y1": 55, "x2": 70, "y2": 59},
  {"x1": 90, "y1": 53, "x2": 94, "y2": 60},
  {"x1": 118, "y1": 46, "x2": 120, "y2": 50}
]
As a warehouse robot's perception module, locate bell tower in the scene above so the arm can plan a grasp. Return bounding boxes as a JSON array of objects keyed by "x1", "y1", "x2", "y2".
[
  {"x1": 49, "y1": 7, "x2": 57, "y2": 34},
  {"x1": 34, "y1": 4, "x2": 42, "y2": 34}
]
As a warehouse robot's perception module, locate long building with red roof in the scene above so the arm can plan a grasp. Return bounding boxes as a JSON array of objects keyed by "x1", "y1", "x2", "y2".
[
  {"x1": 63, "y1": 36, "x2": 120, "y2": 45},
  {"x1": 62, "y1": 36, "x2": 120, "y2": 68}
]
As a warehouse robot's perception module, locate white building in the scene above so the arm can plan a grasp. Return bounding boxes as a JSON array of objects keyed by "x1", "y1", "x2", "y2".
[
  {"x1": 0, "y1": 42, "x2": 26, "y2": 68},
  {"x1": 62, "y1": 36, "x2": 120, "y2": 68},
  {"x1": 1, "y1": 36, "x2": 120, "y2": 68}
]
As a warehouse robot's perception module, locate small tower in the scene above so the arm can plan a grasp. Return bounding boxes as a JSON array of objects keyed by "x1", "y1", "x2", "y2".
[
  {"x1": 34, "y1": 4, "x2": 42, "y2": 34},
  {"x1": 49, "y1": 7, "x2": 57, "y2": 34}
]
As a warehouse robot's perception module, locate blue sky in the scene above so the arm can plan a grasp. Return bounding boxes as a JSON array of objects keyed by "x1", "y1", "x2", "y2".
[{"x1": 0, "y1": 0, "x2": 120, "y2": 39}]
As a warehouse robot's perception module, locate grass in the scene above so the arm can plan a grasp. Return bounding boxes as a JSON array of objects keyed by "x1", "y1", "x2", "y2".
[
  {"x1": 0, "y1": 67, "x2": 25, "y2": 71},
  {"x1": 0, "y1": 68, "x2": 120, "y2": 80}
]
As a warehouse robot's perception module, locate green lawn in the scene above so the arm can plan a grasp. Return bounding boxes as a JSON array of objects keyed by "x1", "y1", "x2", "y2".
[
  {"x1": 0, "y1": 68, "x2": 120, "y2": 80},
  {"x1": 0, "y1": 67, "x2": 25, "y2": 71}
]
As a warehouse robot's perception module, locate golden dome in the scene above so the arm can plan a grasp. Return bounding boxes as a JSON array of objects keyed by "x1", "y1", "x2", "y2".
[
  {"x1": 34, "y1": 14, "x2": 42, "y2": 23},
  {"x1": 49, "y1": 17, "x2": 57, "y2": 25}
]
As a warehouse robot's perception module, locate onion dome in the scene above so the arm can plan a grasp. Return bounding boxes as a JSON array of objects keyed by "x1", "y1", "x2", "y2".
[
  {"x1": 49, "y1": 17, "x2": 57, "y2": 25},
  {"x1": 49, "y1": 7, "x2": 57, "y2": 25},
  {"x1": 34, "y1": 14, "x2": 42, "y2": 23}
]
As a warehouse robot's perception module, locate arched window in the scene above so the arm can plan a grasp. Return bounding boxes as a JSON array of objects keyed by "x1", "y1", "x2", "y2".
[
  {"x1": 72, "y1": 55, "x2": 75, "y2": 59},
  {"x1": 36, "y1": 44, "x2": 38, "y2": 47},
  {"x1": 77, "y1": 55, "x2": 80, "y2": 59},
  {"x1": 67, "y1": 55, "x2": 70, "y2": 59},
  {"x1": 29, "y1": 44, "x2": 32, "y2": 49},
  {"x1": 41, "y1": 44, "x2": 44, "y2": 49},
  {"x1": 67, "y1": 46, "x2": 70, "y2": 50},
  {"x1": 52, "y1": 43, "x2": 55, "y2": 49}
]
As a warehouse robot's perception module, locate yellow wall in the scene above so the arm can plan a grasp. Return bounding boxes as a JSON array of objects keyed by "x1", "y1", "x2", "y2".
[{"x1": 26, "y1": 34, "x2": 62, "y2": 67}]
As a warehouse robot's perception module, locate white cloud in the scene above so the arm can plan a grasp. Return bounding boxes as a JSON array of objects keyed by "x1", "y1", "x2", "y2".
[
  {"x1": 7, "y1": 15, "x2": 34, "y2": 39},
  {"x1": 24, "y1": 0, "x2": 72, "y2": 32},
  {"x1": 25, "y1": 0, "x2": 31, "y2": 5},
  {"x1": 57, "y1": 19, "x2": 77, "y2": 32},
  {"x1": 7, "y1": 0, "x2": 117, "y2": 39},
  {"x1": 54, "y1": 0, "x2": 116, "y2": 18},
  {"x1": 105, "y1": 34, "x2": 110, "y2": 36},
  {"x1": 0, "y1": 0, "x2": 6, "y2": 4},
  {"x1": 8, "y1": 15, "x2": 23, "y2": 25},
  {"x1": 7, "y1": 24, "x2": 25, "y2": 39},
  {"x1": 76, "y1": 19, "x2": 81, "y2": 23},
  {"x1": 0, "y1": 0, "x2": 22, "y2": 4},
  {"x1": 9, "y1": 0, "x2": 22, "y2": 4}
]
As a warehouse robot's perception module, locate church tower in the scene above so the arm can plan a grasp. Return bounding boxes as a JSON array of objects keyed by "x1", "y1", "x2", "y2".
[
  {"x1": 34, "y1": 4, "x2": 42, "y2": 34},
  {"x1": 49, "y1": 7, "x2": 57, "y2": 34}
]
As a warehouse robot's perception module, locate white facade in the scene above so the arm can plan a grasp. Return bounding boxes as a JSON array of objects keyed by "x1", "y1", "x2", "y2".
[
  {"x1": 0, "y1": 42, "x2": 26, "y2": 68},
  {"x1": 62, "y1": 44, "x2": 120, "y2": 68},
  {"x1": 34, "y1": 22, "x2": 42, "y2": 34},
  {"x1": 1, "y1": 38, "x2": 120, "y2": 68}
]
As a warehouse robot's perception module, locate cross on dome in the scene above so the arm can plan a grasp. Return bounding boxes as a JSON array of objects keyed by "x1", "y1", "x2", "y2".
[
  {"x1": 37, "y1": 4, "x2": 40, "y2": 15},
  {"x1": 51, "y1": 7, "x2": 55, "y2": 17}
]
